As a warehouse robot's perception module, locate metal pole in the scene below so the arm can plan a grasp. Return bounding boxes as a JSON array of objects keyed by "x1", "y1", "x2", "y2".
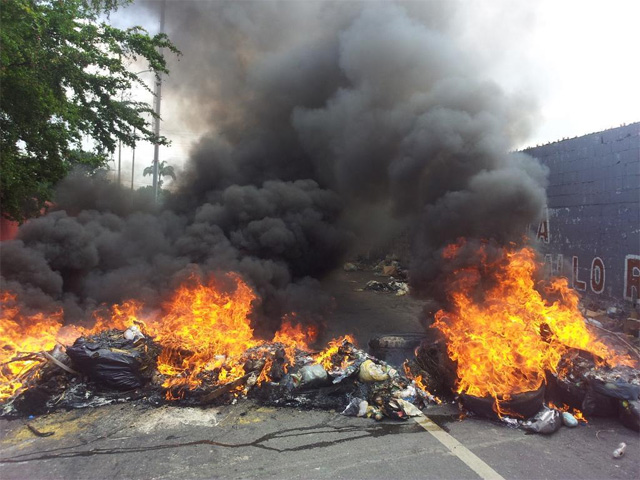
[
  {"x1": 131, "y1": 129, "x2": 136, "y2": 190},
  {"x1": 152, "y1": 0, "x2": 166, "y2": 203},
  {"x1": 117, "y1": 54, "x2": 123, "y2": 187},
  {"x1": 128, "y1": 70, "x2": 152, "y2": 192},
  {"x1": 117, "y1": 138, "x2": 122, "y2": 185}
]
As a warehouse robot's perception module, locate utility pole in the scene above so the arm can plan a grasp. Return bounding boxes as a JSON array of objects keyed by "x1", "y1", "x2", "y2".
[
  {"x1": 152, "y1": 0, "x2": 166, "y2": 203},
  {"x1": 131, "y1": 129, "x2": 136, "y2": 190},
  {"x1": 128, "y1": 70, "x2": 152, "y2": 192},
  {"x1": 117, "y1": 137, "x2": 122, "y2": 185}
]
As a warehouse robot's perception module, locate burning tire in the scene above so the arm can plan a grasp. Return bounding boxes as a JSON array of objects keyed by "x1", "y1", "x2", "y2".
[
  {"x1": 460, "y1": 384, "x2": 545, "y2": 419},
  {"x1": 414, "y1": 337, "x2": 457, "y2": 396}
]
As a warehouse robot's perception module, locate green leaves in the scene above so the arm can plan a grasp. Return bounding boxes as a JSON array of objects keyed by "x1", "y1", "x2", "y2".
[{"x1": 0, "y1": 0, "x2": 180, "y2": 222}]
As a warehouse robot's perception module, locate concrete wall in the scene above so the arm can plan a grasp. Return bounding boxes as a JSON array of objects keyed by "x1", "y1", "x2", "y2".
[{"x1": 525, "y1": 123, "x2": 640, "y2": 304}]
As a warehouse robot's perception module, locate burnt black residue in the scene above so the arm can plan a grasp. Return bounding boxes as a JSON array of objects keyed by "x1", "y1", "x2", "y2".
[{"x1": 0, "y1": 422, "x2": 423, "y2": 464}]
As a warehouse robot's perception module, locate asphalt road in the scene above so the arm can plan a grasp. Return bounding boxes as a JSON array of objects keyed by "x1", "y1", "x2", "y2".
[
  {"x1": 1, "y1": 269, "x2": 638, "y2": 479},
  {"x1": 0, "y1": 400, "x2": 638, "y2": 480}
]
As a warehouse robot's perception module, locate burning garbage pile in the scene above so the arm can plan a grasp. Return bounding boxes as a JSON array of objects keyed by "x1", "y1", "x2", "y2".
[
  {"x1": 415, "y1": 239, "x2": 640, "y2": 432},
  {"x1": 2, "y1": 239, "x2": 638, "y2": 433},
  {"x1": 0, "y1": 274, "x2": 433, "y2": 420},
  {"x1": 1, "y1": 0, "x2": 578, "y2": 434}
]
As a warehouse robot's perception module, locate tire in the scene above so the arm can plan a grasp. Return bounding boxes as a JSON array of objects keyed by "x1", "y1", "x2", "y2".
[
  {"x1": 460, "y1": 384, "x2": 546, "y2": 419},
  {"x1": 368, "y1": 333, "x2": 426, "y2": 368}
]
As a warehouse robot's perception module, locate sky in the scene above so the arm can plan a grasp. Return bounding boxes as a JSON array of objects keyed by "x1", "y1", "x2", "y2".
[
  {"x1": 449, "y1": 0, "x2": 640, "y2": 148},
  {"x1": 110, "y1": 0, "x2": 640, "y2": 189},
  {"x1": 523, "y1": 0, "x2": 640, "y2": 147}
]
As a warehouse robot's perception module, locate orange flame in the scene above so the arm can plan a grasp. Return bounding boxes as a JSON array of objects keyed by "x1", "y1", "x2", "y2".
[
  {"x1": 150, "y1": 273, "x2": 259, "y2": 394},
  {"x1": 548, "y1": 401, "x2": 588, "y2": 423},
  {"x1": 433, "y1": 241, "x2": 633, "y2": 406},
  {"x1": 274, "y1": 314, "x2": 317, "y2": 368},
  {"x1": 256, "y1": 355, "x2": 274, "y2": 385},
  {"x1": 1, "y1": 273, "x2": 321, "y2": 401},
  {"x1": 0, "y1": 292, "x2": 64, "y2": 400},
  {"x1": 402, "y1": 362, "x2": 442, "y2": 404},
  {"x1": 572, "y1": 409, "x2": 588, "y2": 423},
  {"x1": 92, "y1": 300, "x2": 144, "y2": 332},
  {"x1": 0, "y1": 292, "x2": 105, "y2": 400},
  {"x1": 313, "y1": 335, "x2": 355, "y2": 371}
]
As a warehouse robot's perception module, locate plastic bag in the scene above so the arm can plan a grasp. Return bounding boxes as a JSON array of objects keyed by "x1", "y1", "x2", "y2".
[
  {"x1": 358, "y1": 359, "x2": 389, "y2": 382},
  {"x1": 341, "y1": 397, "x2": 368, "y2": 417},
  {"x1": 66, "y1": 329, "x2": 157, "y2": 391},
  {"x1": 291, "y1": 364, "x2": 329, "y2": 388},
  {"x1": 522, "y1": 407, "x2": 562, "y2": 434},
  {"x1": 561, "y1": 411, "x2": 578, "y2": 427},
  {"x1": 591, "y1": 380, "x2": 640, "y2": 401}
]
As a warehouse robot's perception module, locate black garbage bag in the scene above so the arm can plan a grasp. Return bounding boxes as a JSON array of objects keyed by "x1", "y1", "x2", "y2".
[
  {"x1": 582, "y1": 379, "x2": 639, "y2": 418},
  {"x1": 66, "y1": 329, "x2": 159, "y2": 391},
  {"x1": 591, "y1": 380, "x2": 640, "y2": 401},
  {"x1": 582, "y1": 387, "x2": 619, "y2": 417}
]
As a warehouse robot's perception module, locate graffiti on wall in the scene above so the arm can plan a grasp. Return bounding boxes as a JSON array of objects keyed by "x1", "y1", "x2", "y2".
[
  {"x1": 536, "y1": 208, "x2": 550, "y2": 244},
  {"x1": 625, "y1": 254, "x2": 640, "y2": 301},
  {"x1": 536, "y1": 217, "x2": 639, "y2": 301}
]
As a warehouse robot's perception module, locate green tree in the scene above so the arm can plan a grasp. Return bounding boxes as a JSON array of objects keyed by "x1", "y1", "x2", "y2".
[
  {"x1": 0, "y1": 0, "x2": 180, "y2": 222},
  {"x1": 143, "y1": 160, "x2": 175, "y2": 189}
]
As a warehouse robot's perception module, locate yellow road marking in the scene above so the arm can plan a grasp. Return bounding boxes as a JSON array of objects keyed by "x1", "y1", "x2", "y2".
[{"x1": 413, "y1": 415, "x2": 505, "y2": 480}]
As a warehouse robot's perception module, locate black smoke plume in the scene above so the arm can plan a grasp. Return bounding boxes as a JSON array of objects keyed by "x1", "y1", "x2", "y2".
[{"x1": 0, "y1": 1, "x2": 547, "y2": 334}]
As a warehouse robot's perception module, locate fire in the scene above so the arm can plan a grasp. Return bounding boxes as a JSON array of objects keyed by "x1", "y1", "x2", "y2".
[
  {"x1": 433, "y1": 240, "x2": 633, "y2": 407},
  {"x1": 0, "y1": 292, "x2": 64, "y2": 400},
  {"x1": 548, "y1": 401, "x2": 588, "y2": 423},
  {"x1": 572, "y1": 409, "x2": 588, "y2": 423},
  {"x1": 92, "y1": 300, "x2": 144, "y2": 332},
  {"x1": 149, "y1": 273, "x2": 259, "y2": 394},
  {"x1": 402, "y1": 361, "x2": 442, "y2": 404},
  {"x1": 0, "y1": 292, "x2": 101, "y2": 400},
  {"x1": 313, "y1": 335, "x2": 355, "y2": 370},
  {"x1": 273, "y1": 314, "x2": 317, "y2": 368},
  {"x1": 1, "y1": 273, "x2": 321, "y2": 402},
  {"x1": 94, "y1": 274, "x2": 318, "y2": 395}
]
